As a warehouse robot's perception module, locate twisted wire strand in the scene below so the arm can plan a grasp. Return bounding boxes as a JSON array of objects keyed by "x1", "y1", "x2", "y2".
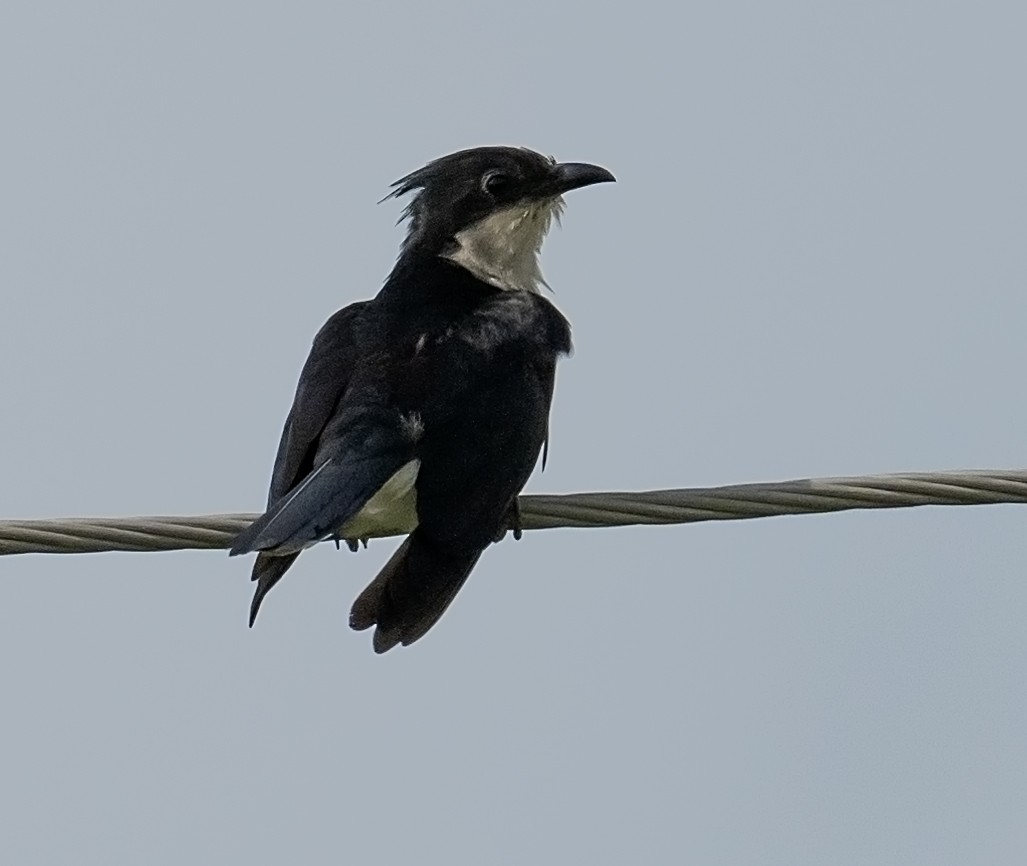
[{"x1": 2, "y1": 469, "x2": 1025, "y2": 557}]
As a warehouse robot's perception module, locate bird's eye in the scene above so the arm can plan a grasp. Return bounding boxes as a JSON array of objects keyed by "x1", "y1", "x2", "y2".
[{"x1": 482, "y1": 171, "x2": 512, "y2": 197}]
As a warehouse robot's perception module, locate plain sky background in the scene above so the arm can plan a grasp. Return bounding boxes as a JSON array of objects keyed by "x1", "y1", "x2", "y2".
[{"x1": 2, "y1": 2, "x2": 1026, "y2": 863}]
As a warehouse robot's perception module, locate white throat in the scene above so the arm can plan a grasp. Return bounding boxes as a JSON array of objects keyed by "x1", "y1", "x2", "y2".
[{"x1": 442, "y1": 197, "x2": 564, "y2": 293}]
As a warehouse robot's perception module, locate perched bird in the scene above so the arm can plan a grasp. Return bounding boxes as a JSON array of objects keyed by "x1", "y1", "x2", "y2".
[{"x1": 230, "y1": 146, "x2": 614, "y2": 652}]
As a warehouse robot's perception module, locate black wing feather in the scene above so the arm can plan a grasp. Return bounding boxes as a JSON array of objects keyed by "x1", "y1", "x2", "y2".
[
  {"x1": 267, "y1": 302, "x2": 368, "y2": 504},
  {"x1": 234, "y1": 301, "x2": 367, "y2": 625},
  {"x1": 230, "y1": 406, "x2": 417, "y2": 556}
]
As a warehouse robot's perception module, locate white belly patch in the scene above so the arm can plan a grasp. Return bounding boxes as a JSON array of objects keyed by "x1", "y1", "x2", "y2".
[{"x1": 338, "y1": 459, "x2": 420, "y2": 541}]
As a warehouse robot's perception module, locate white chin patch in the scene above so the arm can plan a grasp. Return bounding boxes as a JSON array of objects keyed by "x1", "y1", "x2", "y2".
[{"x1": 442, "y1": 196, "x2": 564, "y2": 293}]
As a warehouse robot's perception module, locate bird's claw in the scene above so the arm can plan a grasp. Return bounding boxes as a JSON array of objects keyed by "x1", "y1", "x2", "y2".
[
  {"x1": 493, "y1": 500, "x2": 523, "y2": 543},
  {"x1": 331, "y1": 532, "x2": 362, "y2": 553}
]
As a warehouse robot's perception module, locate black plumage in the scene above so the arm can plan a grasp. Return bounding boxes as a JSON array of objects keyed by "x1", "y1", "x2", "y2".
[{"x1": 231, "y1": 146, "x2": 614, "y2": 651}]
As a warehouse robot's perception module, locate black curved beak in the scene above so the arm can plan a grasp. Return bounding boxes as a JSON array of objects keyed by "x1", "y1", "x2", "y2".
[{"x1": 551, "y1": 162, "x2": 617, "y2": 194}]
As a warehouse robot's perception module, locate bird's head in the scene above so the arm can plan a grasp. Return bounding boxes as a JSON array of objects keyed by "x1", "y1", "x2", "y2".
[{"x1": 386, "y1": 146, "x2": 615, "y2": 292}]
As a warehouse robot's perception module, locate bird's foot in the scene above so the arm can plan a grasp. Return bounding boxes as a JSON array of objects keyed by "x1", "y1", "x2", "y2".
[
  {"x1": 493, "y1": 500, "x2": 523, "y2": 543},
  {"x1": 331, "y1": 532, "x2": 362, "y2": 553}
]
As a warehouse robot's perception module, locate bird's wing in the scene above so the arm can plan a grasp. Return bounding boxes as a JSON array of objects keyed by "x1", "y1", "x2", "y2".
[
  {"x1": 234, "y1": 300, "x2": 370, "y2": 626},
  {"x1": 231, "y1": 405, "x2": 418, "y2": 556},
  {"x1": 266, "y1": 301, "x2": 369, "y2": 505},
  {"x1": 233, "y1": 401, "x2": 421, "y2": 626}
]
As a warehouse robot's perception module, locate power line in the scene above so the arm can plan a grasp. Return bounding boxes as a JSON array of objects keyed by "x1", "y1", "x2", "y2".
[{"x1": 3, "y1": 468, "x2": 1025, "y2": 556}]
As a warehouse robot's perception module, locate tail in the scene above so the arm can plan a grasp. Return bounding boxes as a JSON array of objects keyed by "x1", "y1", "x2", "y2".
[
  {"x1": 248, "y1": 551, "x2": 300, "y2": 627},
  {"x1": 349, "y1": 530, "x2": 483, "y2": 653}
]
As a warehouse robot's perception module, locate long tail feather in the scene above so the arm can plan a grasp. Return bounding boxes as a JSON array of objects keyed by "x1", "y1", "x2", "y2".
[{"x1": 350, "y1": 531, "x2": 483, "y2": 652}]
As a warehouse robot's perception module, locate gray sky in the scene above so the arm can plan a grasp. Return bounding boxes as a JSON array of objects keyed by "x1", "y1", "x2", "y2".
[{"x1": 3, "y1": 2, "x2": 1026, "y2": 863}]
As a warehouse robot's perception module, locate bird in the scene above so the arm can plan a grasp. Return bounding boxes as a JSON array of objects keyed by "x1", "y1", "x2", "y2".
[{"x1": 230, "y1": 145, "x2": 614, "y2": 652}]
